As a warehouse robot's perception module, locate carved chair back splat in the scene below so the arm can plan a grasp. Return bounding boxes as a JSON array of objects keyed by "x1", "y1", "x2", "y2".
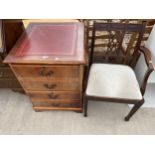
[{"x1": 89, "y1": 22, "x2": 146, "y2": 67}]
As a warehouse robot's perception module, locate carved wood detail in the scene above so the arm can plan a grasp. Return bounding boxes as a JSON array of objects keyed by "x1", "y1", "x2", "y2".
[{"x1": 83, "y1": 19, "x2": 155, "y2": 65}]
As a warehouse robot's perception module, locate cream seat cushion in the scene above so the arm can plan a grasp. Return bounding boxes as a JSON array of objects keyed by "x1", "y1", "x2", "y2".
[{"x1": 86, "y1": 63, "x2": 142, "y2": 100}]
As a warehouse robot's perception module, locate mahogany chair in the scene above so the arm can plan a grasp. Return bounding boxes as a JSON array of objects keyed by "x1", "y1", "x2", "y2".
[{"x1": 83, "y1": 21, "x2": 154, "y2": 121}]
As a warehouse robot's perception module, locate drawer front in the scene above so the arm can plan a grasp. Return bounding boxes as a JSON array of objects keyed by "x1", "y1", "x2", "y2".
[
  {"x1": 20, "y1": 79, "x2": 80, "y2": 91},
  {"x1": 32, "y1": 100, "x2": 80, "y2": 108},
  {"x1": 0, "y1": 67, "x2": 15, "y2": 78},
  {"x1": 28, "y1": 91, "x2": 80, "y2": 100},
  {"x1": 12, "y1": 65, "x2": 79, "y2": 78}
]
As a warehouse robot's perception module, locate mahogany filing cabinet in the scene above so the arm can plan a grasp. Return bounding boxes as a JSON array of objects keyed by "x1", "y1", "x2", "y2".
[{"x1": 4, "y1": 22, "x2": 86, "y2": 112}]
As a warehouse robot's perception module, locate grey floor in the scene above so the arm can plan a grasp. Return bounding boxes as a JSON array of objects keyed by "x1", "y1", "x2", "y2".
[{"x1": 0, "y1": 89, "x2": 155, "y2": 135}]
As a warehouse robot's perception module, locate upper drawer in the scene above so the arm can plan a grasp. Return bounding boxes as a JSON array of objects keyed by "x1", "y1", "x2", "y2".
[{"x1": 11, "y1": 65, "x2": 80, "y2": 78}]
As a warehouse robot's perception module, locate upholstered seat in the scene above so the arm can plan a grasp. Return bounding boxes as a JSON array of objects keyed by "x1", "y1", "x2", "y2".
[{"x1": 86, "y1": 63, "x2": 142, "y2": 100}]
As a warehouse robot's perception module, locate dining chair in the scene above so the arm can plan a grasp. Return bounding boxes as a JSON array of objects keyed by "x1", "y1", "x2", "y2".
[{"x1": 83, "y1": 21, "x2": 154, "y2": 121}]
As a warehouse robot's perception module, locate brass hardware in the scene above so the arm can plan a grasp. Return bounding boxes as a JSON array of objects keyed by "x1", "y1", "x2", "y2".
[
  {"x1": 38, "y1": 67, "x2": 54, "y2": 77},
  {"x1": 46, "y1": 70, "x2": 54, "y2": 77},
  {"x1": 52, "y1": 103, "x2": 60, "y2": 107},
  {"x1": 48, "y1": 93, "x2": 58, "y2": 99},
  {"x1": 44, "y1": 84, "x2": 56, "y2": 89},
  {"x1": 38, "y1": 67, "x2": 45, "y2": 76}
]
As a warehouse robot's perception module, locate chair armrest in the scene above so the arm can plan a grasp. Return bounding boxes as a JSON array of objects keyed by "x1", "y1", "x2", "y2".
[
  {"x1": 140, "y1": 46, "x2": 154, "y2": 70},
  {"x1": 138, "y1": 47, "x2": 154, "y2": 95}
]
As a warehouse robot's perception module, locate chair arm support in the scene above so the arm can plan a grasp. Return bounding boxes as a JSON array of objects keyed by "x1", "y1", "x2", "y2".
[
  {"x1": 139, "y1": 46, "x2": 154, "y2": 95},
  {"x1": 140, "y1": 46, "x2": 154, "y2": 70}
]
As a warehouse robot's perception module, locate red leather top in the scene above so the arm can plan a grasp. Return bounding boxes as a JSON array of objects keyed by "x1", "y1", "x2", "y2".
[
  {"x1": 16, "y1": 24, "x2": 77, "y2": 56},
  {"x1": 4, "y1": 22, "x2": 85, "y2": 64}
]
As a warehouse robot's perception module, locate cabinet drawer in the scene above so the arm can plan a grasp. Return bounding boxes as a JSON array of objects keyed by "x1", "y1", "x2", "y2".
[
  {"x1": 28, "y1": 90, "x2": 80, "y2": 100},
  {"x1": 20, "y1": 79, "x2": 80, "y2": 91},
  {"x1": 32, "y1": 100, "x2": 80, "y2": 108},
  {"x1": 12, "y1": 65, "x2": 79, "y2": 78}
]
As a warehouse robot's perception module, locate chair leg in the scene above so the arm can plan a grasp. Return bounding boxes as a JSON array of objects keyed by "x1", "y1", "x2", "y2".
[
  {"x1": 83, "y1": 97, "x2": 88, "y2": 117},
  {"x1": 124, "y1": 99, "x2": 144, "y2": 121}
]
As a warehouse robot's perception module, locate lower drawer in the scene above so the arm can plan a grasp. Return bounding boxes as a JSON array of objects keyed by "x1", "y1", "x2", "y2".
[
  {"x1": 28, "y1": 90, "x2": 80, "y2": 100},
  {"x1": 32, "y1": 100, "x2": 80, "y2": 108}
]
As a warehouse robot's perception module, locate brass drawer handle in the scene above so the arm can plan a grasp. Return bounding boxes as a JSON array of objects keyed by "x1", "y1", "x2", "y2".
[
  {"x1": 52, "y1": 103, "x2": 60, "y2": 107},
  {"x1": 46, "y1": 71, "x2": 54, "y2": 77},
  {"x1": 48, "y1": 93, "x2": 58, "y2": 99},
  {"x1": 38, "y1": 67, "x2": 45, "y2": 76},
  {"x1": 44, "y1": 84, "x2": 57, "y2": 89},
  {"x1": 38, "y1": 67, "x2": 54, "y2": 77}
]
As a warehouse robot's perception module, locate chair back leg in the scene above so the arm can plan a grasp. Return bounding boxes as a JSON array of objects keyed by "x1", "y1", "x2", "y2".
[{"x1": 124, "y1": 99, "x2": 144, "y2": 121}]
